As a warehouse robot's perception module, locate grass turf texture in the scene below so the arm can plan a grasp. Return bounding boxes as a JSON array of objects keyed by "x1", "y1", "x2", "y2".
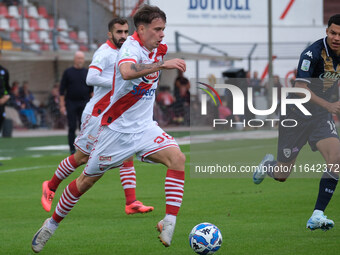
[{"x1": 0, "y1": 134, "x2": 339, "y2": 255}]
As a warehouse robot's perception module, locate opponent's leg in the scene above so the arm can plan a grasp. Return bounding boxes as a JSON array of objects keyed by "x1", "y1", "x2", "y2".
[{"x1": 307, "y1": 137, "x2": 340, "y2": 231}]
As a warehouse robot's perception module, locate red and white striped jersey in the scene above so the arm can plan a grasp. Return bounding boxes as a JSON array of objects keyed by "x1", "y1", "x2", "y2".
[
  {"x1": 83, "y1": 40, "x2": 118, "y2": 117},
  {"x1": 101, "y1": 31, "x2": 168, "y2": 133}
]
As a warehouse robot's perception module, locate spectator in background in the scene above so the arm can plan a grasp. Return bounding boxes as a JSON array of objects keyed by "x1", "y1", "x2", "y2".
[
  {"x1": 47, "y1": 83, "x2": 65, "y2": 129},
  {"x1": 250, "y1": 71, "x2": 262, "y2": 94},
  {"x1": 59, "y1": 51, "x2": 92, "y2": 154},
  {"x1": 173, "y1": 76, "x2": 190, "y2": 125},
  {"x1": 20, "y1": 81, "x2": 47, "y2": 128},
  {"x1": 0, "y1": 57, "x2": 10, "y2": 137},
  {"x1": 273, "y1": 75, "x2": 283, "y2": 117},
  {"x1": 9, "y1": 84, "x2": 37, "y2": 128},
  {"x1": 156, "y1": 85, "x2": 175, "y2": 125},
  {"x1": 19, "y1": 80, "x2": 35, "y2": 108}
]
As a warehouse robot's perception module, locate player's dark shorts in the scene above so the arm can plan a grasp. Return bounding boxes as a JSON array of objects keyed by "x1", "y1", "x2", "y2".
[{"x1": 277, "y1": 112, "x2": 339, "y2": 163}]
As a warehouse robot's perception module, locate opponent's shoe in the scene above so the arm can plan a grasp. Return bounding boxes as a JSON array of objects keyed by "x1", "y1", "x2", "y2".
[
  {"x1": 31, "y1": 218, "x2": 54, "y2": 253},
  {"x1": 41, "y1": 181, "x2": 55, "y2": 212},
  {"x1": 253, "y1": 154, "x2": 274, "y2": 184},
  {"x1": 157, "y1": 219, "x2": 176, "y2": 247},
  {"x1": 307, "y1": 211, "x2": 334, "y2": 231}
]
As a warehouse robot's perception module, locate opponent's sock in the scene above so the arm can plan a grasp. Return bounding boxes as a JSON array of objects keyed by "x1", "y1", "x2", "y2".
[
  {"x1": 265, "y1": 160, "x2": 277, "y2": 178},
  {"x1": 52, "y1": 179, "x2": 83, "y2": 223},
  {"x1": 165, "y1": 169, "x2": 185, "y2": 216},
  {"x1": 49, "y1": 154, "x2": 79, "y2": 191},
  {"x1": 119, "y1": 161, "x2": 136, "y2": 205},
  {"x1": 314, "y1": 170, "x2": 338, "y2": 211}
]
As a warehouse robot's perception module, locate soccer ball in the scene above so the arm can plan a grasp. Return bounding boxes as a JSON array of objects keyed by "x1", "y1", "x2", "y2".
[{"x1": 189, "y1": 222, "x2": 222, "y2": 254}]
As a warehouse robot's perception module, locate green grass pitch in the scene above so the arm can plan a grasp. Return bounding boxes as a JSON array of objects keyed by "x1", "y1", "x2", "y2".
[{"x1": 0, "y1": 134, "x2": 339, "y2": 254}]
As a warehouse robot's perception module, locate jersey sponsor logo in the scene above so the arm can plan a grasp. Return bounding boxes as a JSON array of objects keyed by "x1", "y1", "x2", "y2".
[
  {"x1": 131, "y1": 85, "x2": 156, "y2": 97},
  {"x1": 292, "y1": 147, "x2": 299, "y2": 153},
  {"x1": 121, "y1": 47, "x2": 130, "y2": 58},
  {"x1": 283, "y1": 148, "x2": 291, "y2": 158},
  {"x1": 304, "y1": 50, "x2": 313, "y2": 59},
  {"x1": 142, "y1": 71, "x2": 160, "y2": 84},
  {"x1": 99, "y1": 156, "x2": 112, "y2": 161},
  {"x1": 319, "y1": 71, "x2": 340, "y2": 81},
  {"x1": 301, "y1": 59, "x2": 311, "y2": 71}
]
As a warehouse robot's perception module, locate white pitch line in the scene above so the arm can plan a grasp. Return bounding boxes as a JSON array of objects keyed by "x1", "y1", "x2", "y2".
[{"x1": 0, "y1": 165, "x2": 55, "y2": 174}]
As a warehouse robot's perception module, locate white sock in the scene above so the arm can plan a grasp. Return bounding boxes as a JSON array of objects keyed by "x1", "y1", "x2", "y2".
[
  {"x1": 313, "y1": 209, "x2": 323, "y2": 216},
  {"x1": 46, "y1": 218, "x2": 59, "y2": 233},
  {"x1": 164, "y1": 214, "x2": 176, "y2": 224}
]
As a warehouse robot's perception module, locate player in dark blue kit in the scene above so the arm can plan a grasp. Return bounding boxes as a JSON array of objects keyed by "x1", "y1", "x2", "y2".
[{"x1": 253, "y1": 14, "x2": 340, "y2": 231}]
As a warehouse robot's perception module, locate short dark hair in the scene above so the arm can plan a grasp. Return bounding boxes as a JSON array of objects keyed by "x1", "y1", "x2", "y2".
[
  {"x1": 108, "y1": 17, "x2": 128, "y2": 31},
  {"x1": 328, "y1": 14, "x2": 340, "y2": 27},
  {"x1": 133, "y1": 4, "x2": 166, "y2": 28}
]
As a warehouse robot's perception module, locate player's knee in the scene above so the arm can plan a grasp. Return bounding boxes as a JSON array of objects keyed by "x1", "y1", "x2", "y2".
[
  {"x1": 170, "y1": 150, "x2": 186, "y2": 168},
  {"x1": 327, "y1": 154, "x2": 340, "y2": 165}
]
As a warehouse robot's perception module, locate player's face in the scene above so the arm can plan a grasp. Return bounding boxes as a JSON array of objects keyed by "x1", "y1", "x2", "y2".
[
  {"x1": 142, "y1": 18, "x2": 165, "y2": 51},
  {"x1": 326, "y1": 23, "x2": 340, "y2": 54},
  {"x1": 109, "y1": 23, "x2": 129, "y2": 48}
]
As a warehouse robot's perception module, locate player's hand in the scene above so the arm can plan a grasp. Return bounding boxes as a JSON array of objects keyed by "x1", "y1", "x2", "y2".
[
  {"x1": 60, "y1": 105, "x2": 66, "y2": 115},
  {"x1": 162, "y1": 59, "x2": 186, "y2": 72},
  {"x1": 326, "y1": 101, "x2": 340, "y2": 114}
]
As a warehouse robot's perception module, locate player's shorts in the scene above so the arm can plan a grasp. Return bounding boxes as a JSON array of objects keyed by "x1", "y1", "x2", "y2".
[
  {"x1": 83, "y1": 121, "x2": 179, "y2": 177},
  {"x1": 74, "y1": 113, "x2": 101, "y2": 155},
  {"x1": 277, "y1": 112, "x2": 339, "y2": 163}
]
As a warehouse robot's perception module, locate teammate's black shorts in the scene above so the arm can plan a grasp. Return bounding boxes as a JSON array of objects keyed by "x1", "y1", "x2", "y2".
[{"x1": 277, "y1": 111, "x2": 339, "y2": 162}]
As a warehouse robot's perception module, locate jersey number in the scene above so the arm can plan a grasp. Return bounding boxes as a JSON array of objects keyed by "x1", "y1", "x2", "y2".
[{"x1": 154, "y1": 133, "x2": 174, "y2": 144}]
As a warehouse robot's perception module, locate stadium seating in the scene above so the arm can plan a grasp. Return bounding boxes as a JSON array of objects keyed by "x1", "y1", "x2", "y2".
[
  {"x1": 0, "y1": 5, "x2": 11, "y2": 18},
  {"x1": 78, "y1": 30, "x2": 88, "y2": 44},
  {"x1": 38, "y1": 6, "x2": 50, "y2": 19},
  {"x1": 23, "y1": 18, "x2": 32, "y2": 31},
  {"x1": 69, "y1": 43, "x2": 79, "y2": 51},
  {"x1": 29, "y1": 18, "x2": 40, "y2": 30},
  {"x1": 27, "y1": 6, "x2": 39, "y2": 19},
  {"x1": 58, "y1": 42, "x2": 69, "y2": 51},
  {"x1": 9, "y1": 18, "x2": 20, "y2": 31},
  {"x1": 57, "y1": 18, "x2": 69, "y2": 31},
  {"x1": 10, "y1": 31, "x2": 21, "y2": 43},
  {"x1": 68, "y1": 31, "x2": 78, "y2": 41},
  {"x1": 8, "y1": 6, "x2": 20, "y2": 19},
  {"x1": 0, "y1": 2, "x2": 94, "y2": 52},
  {"x1": 0, "y1": 17, "x2": 11, "y2": 31},
  {"x1": 29, "y1": 31, "x2": 41, "y2": 44},
  {"x1": 38, "y1": 30, "x2": 51, "y2": 44},
  {"x1": 38, "y1": 18, "x2": 49, "y2": 31},
  {"x1": 18, "y1": 5, "x2": 29, "y2": 18}
]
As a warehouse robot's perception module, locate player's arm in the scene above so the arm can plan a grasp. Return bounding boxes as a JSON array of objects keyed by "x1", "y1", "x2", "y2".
[
  {"x1": 120, "y1": 58, "x2": 186, "y2": 80},
  {"x1": 86, "y1": 68, "x2": 112, "y2": 88},
  {"x1": 295, "y1": 81, "x2": 340, "y2": 114},
  {"x1": 0, "y1": 94, "x2": 10, "y2": 105}
]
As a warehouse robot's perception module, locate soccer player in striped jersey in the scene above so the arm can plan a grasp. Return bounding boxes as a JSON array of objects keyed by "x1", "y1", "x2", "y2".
[
  {"x1": 40, "y1": 18, "x2": 153, "y2": 216},
  {"x1": 32, "y1": 5, "x2": 186, "y2": 253}
]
